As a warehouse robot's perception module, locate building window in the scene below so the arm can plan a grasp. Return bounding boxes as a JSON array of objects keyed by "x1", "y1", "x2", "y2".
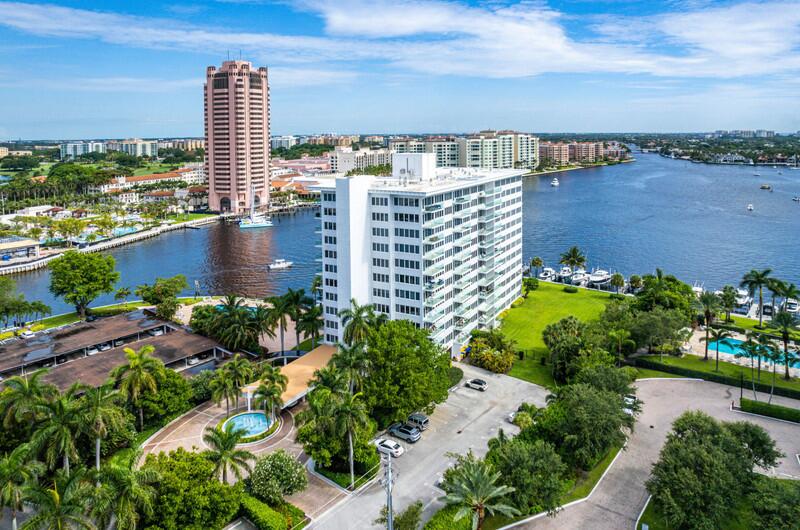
[
  {"x1": 324, "y1": 278, "x2": 338, "y2": 287},
  {"x1": 324, "y1": 264, "x2": 338, "y2": 273},
  {"x1": 373, "y1": 258, "x2": 389, "y2": 267},
  {"x1": 324, "y1": 250, "x2": 337, "y2": 258},
  {"x1": 324, "y1": 221, "x2": 337, "y2": 230},
  {"x1": 395, "y1": 274, "x2": 420, "y2": 285},
  {"x1": 373, "y1": 288, "x2": 390, "y2": 298},
  {"x1": 393, "y1": 197, "x2": 419, "y2": 207},
  {"x1": 394, "y1": 213, "x2": 419, "y2": 223},
  {"x1": 324, "y1": 236, "x2": 337, "y2": 244},
  {"x1": 372, "y1": 227, "x2": 389, "y2": 237},
  {"x1": 372, "y1": 242, "x2": 389, "y2": 252},
  {"x1": 395, "y1": 258, "x2": 420, "y2": 269},
  {"x1": 395, "y1": 304, "x2": 421, "y2": 316},
  {"x1": 373, "y1": 273, "x2": 389, "y2": 283},
  {"x1": 394, "y1": 228, "x2": 420, "y2": 238},
  {"x1": 372, "y1": 212, "x2": 389, "y2": 222},
  {"x1": 395, "y1": 243, "x2": 420, "y2": 254},
  {"x1": 323, "y1": 193, "x2": 336, "y2": 202},
  {"x1": 323, "y1": 207, "x2": 336, "y2": 216},
  {"x1": 371, "y1": 197, "x2": 388, "y2": 206},
  {"x1": 395, "y1": 289, "x2": 420, "y2": 300}
]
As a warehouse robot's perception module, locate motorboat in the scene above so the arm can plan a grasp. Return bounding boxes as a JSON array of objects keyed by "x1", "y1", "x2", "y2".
[
  {"x1": 589, "y1": 269, "x2": 611, "y2": 286},
  {"x1": 570, "y1": 269, "x2": 590, "y2": 286},
  {"x1": 538, "y1": 267, "x2": 556, "y2": 281},
  {"x1": 268, "y1": 258, "x2": 293, "y2": 270},
  {"x1": 760, "y1": 184, "x2": 772, "y2": 190},
  {"x1": 753, "y1": 172, "x2": 761, "y2": 176},
  {"x1": 747, "y1": 204, "x2": 754, "y2": 211},
  {"x1": 735, "y1": 288, "x2": 752, "y2": 307},
  {"x1": 785, "y1": 299, "x2": 799, "y2": 313},
  {"x1": 556, "y1": 266, "x2": 573, "y2": 282},
  {"x1": 239, "y1": 184, "x2": 273, "y2": 229},
  {"x1": 691, "y1": 282, "x2": 704, "y2": 298},
  {"x1": 792, "y1": 197, "x2": 800, "y2": 202},
  {"x1": 550, "y1": 178, "x2": 560, "y2": 187}
]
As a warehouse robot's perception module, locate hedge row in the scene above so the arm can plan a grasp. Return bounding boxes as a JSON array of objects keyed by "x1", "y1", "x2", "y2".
[
  {"x1": 241, "y1": 494, "x2": 287, "y2": 530},
  {"x1": 423, "y1": 505, "x2": 471, "y2": 530},
  {"x1": 631, "y1": 358, "x2": 800, "y2": 401},
  {"x1": 741, "y1": 398, "x2": 800, "y2": 423}
]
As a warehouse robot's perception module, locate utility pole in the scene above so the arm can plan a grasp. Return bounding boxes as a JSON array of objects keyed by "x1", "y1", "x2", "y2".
[{"x1": 381, "y1": 455, "x2": 396, "y2": 530}]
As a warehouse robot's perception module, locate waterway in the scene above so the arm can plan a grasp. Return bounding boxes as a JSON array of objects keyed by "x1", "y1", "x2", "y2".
[{"x1": 16, "y1": 151, "x2": 800, "y2": 315}]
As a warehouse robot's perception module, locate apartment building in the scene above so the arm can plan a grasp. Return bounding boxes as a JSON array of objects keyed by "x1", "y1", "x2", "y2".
[
  {"x1": 0, "y1": 147, "x2": 9, "y2": 159},
  {"x1": 457, "y1": 131, "x2": 538, "y2": 170},
  {"x1": 538, "y1": 142, "x2": 570, "y2": 166},
  {"x1": 329, "y1": 146, "x2": 392, "y2": 173},
  {"x1": 91, "y1": 164, "x2": 206, "y2": 193},
  {"x1": 270, "y1": 135, "x2": 298, "y2": 150},
  {"x1": 204, "y1": 60, "x2": 270, "y2": 213},
  {"x1": 107, "y1": 139, "x2": 159, "y2": 157},
  {"x1": 59, "y1": 142, "x2": 106, "y2": 160},
  {"x1": 173, "y1": 139, "x2": 205, "y2": 151},
  {"x1": 568, "y1": 142, "x2": 605, "y2": 163},
  {"x1": 317, "y1": 153, "x2": 524, "y2": 353}
]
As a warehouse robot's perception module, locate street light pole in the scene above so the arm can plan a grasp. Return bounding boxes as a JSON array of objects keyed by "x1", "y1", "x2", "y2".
[{"x1": 382, "y1": 455, "x2": 395, "y2": 530}]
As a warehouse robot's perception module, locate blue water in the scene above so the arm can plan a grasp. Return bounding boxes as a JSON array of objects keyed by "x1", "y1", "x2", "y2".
[
  {"x1": 709, "y1": 339, "x2": 799, "y2": 367},
  {"x1": 223, "y1": 412, "x2": 271, "y2": 437},
  {"x1": 15, "y1": 152, "x2": 800, "y2": 314}
]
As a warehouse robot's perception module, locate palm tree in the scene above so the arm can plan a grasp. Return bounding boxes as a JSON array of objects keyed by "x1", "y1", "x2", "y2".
[
  {"x1": 202, "y1": 425, "x2": 255, "y2": 484},
  {"x1": 111, "y1": 345, "x2": 161, "y2": 431},
  {"x1": 440, "y1": 457, "x2": 519, "y2": 530},
  {"x1": 780, "y1": 283, "x2": 800, "y2": 311},
  {"x1": 736, "y1": 334, "x2": 760, "y2": 400},
  {"x1": 0, "y1": 444, "x2": 45, "y2": 530},
  {"x1": 81, "y1": 384, "x2": 126, "y2": 475},
  {"x1": 210, "y1": 368, "x2": 236, "y2": 418},
  {"x1": 338, "y1": 299, "x2": 376, "y2": 346},
  {"x1": 224, "y1": 354, "x2": 253, "y2": 411},
  {"x1": 333, "y1": 392, "x2": 370, "y2": 490},
  {"x1": 297, "y1": 305, "x2": 323, "y2": 350},
  {"x1": 758, "y1": 337, "x2": 781, "y2": 404},
  {"x1": 312, "y1": 365, "x2": 348, "y2": 395},
  {"x1": 258, "y1": 363, "x2": 288, "y2": 391},
  {"x1": 702, "y1": 328, "x2": 733, "y2": 372},
  {"x1": 607, "y1": 329, "x2": 633, "y2": 367},
  {"x1": 253, "y1": 381, "x2": 283, "y2": 422},
  {"x1": 114, "y1": 287, "x2": 131, "y2": 309},
  {"x1": 310, "y1": 274, "x2": 322, "y2": 302},
  {"x1": 741, "y1": 269, "x2": 772, "y2": 328},
  {"x1": 92, "y1": 450, "x2": 159, "y2": 530},
  {"x1": 559, "y1": 246, "x2": 586, "y2": 271},
  {"x1": 284, "y1": 287, "x2": 313, "y2": 350},
  {"x1": 251, "y1": 304, "x2": 276, "y2": 353},
  {"x1": 720, "y1": 285, "x2": 737, "y2": 322},
  {"x1": 332, "y1": 343, "x2": 371, "y2": 394},
  {"x1": 218, "y1": 305, "x2": 259, "y2": 352},
  {"x1": 629, "y1": 275, "x2": 643, "y2": 292},
  {"x1": 610, "y1": 273, "x2": 625, "y2": 294},
  {"x1": 767, "y1": 278, "x2": 786, "y2": 316},
  {"x1": 769, "y1": 311, "x2": 798, "y2": 380},
  {"x1": 266, "y1": 294, "x2": 293, "y2": 354},
  {"x1": 31, "y1": 384, "x2": 86, "y2": 473},
  {"x1": 694, "y1": 291, "x2": 721, "y2": 361},
  {"x1": 21, "y1": 469, "x2": 94, "y2": 530},
  {"x1": 0, "y1": 368, "x2": 56, "y2": 430},
  {"x1": 530, "y1": 256, "x2": 543, "y2": 277}
]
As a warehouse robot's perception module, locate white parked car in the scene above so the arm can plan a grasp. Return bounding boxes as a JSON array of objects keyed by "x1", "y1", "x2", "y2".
[
  {"x1": 374, "y1": 438, "x2": 404, "y2": 458},
  {"x1": 465, "y1": 378, "x2": 488, "y2": 391},
  {"x1": 20, "y1": 330, "x2": 35, "y2": 339}
]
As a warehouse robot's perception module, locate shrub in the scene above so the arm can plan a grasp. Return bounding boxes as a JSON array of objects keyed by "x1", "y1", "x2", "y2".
[
  {"x1": 471, "y1": 347, "x2": 515, "y2": 373},
  {"x1": 563, "y1": 285, "x2": 578, "y2": 293},
  {"x1": 512, "y1": 411, "x2": 533, "y2": 429},
  {"x1": 240, "y1": 493, "x2": 287, "y2": 530},
  {"x1": 448, "y1": 366, "x2": 464, "y2": 387},
  {"x1": 250, "y1": 449, "x2": 308, "y2": 505},
  {"x1": 423, "y1": 505, "x2": 471, "y2": 530},
  {"x1": 609, "y1": 293, "x2": 626, "y2": 301},
  {"x1": 189, "y1": 370, "x2": 215, "y2": 404},
  {"x1": 740, "y1": 398, "x2": 800, "y2": 423}
]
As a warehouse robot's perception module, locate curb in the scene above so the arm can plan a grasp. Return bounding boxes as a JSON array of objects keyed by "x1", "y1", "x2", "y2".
[
  {"x1": 634, "y1": 495, "x2": 651, "y2": 529},
  {"x1": 306, "y1": 459, "x2": 353, "y2": 496},
  {"x1": 729, "y1": 403, "x2": 800, "y2": 426}
]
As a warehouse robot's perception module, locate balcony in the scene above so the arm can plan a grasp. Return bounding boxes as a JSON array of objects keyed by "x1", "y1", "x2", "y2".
[
  {"x1": 424, "y1": 261, "x2": 446, "y2": 276},
  {"x1": 424, "y1": 216, "x2": 446, "y2": 229}
]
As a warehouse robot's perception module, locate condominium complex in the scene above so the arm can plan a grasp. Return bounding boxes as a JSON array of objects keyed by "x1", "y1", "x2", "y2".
[
  {"x1": 59, "y1": 141, "x2": 106, "y2": 160},
  {"x1": 158, "y1": 139, "x2": 205, "y2": 151},
  {"x1": 390, "y1": 131, "x2": 538, "y2": 170},
  {"x1": 538, "y1": 142, "x2": 570, "y2": 165},
  {"x1": 568, "y1": 142, "x2": 605, "y2": 163},
  {"x1": 270, "y1": 135, "x2": 298, "y2": 150},
  {"x1": 0, "y1": 147, "x2": 7, "y2": 159},
  {"x1": 329, "y1": 146, "x2": 392, "y2": 173},
  {"x1": 204, "y1": 60, "x2": 270, "y2": 213},
  {"x1": 107, "y1": 139, "x2": 159, "y2": 157},
  {"x1": 318, "y1": 153, "x2": 524, "y2": 353}
]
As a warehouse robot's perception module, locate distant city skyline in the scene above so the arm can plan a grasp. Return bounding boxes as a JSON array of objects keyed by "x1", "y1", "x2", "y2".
[{"x1": 1, "y1": 0, "x2": 799, "y2": 138}]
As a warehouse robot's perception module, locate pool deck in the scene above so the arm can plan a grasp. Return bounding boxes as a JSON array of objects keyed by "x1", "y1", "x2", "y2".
[{"x1": 688, "y1": 329, "x2": 799, "y2": 377}]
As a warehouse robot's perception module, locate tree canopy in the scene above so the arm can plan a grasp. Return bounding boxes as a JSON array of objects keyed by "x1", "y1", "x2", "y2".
[{"x1": 49, "y1": 251, "x2": 119, "y2": 318}]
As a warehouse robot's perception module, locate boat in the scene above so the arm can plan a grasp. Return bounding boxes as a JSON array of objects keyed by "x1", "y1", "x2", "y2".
[
  {"x1": 792, "y1": 197, "x2": 800, "y2": 202},
  {"x1": 239, "y1": 185, "x2": 274, "y2": 229},
  {"x1": 588, "y1": 269, "x2": 611, "y2": 286},
  {"x1": 760, "y1": 184, "x2": 772, "y2": 190},
  {"x1": 570, "y1": 269, "x2": 590, "y2": 286},
  {"x1": 691, "y1": 281, "x2": 704, "y2": 298},
  {"x1": 538, "y1": 267, "x2": 556, "y2": 281},
  {"x1": 785, "y1": 299, "x2": 799, "y2": 313},
  {"x1": 747, "y1": 204, "x2": 754, "y2": 211},
  {"x1": 267, "y1": 259, "x2": 293, "y2": 270},
  {"x1": 735, "y1": 288, "x2": 752, "y2": 307},
  {"x1": 550, "y1": 178, "x2": 560, "y2": 187},
  {"x1": 753, "y1": 172, "x2": 761, "y2": 176},
  {"x1": 556, "y1": 266, "x2": 573, "y2": 282}
]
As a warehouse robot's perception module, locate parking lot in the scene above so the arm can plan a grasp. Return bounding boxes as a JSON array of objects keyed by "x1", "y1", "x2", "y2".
[{"x1": 311, "y1": 363, "x2": 550, "y2": 529}]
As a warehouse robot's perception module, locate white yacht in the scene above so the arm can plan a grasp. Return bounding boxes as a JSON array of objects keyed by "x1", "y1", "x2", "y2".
[
  {"x1": 747, "y1": 204, "x2": 754, "y2": 211},
  {"x1": 570, "y1": 269, "x2": 589, "y2": 286},
  {"x1": 691, "y1": 281, "x2": 704, "y2": 298},
  {"x1": 785, "y1": 299, "x2": 799, "y2": 313},
  {"x1": 239, "y1": 185, "x2": 274, "y2": 229},
  {"x1": 735, "y1": 288, "x2": 752, "y2": 307},
  {"x1": 550, "y1": 177, "x2": 560, "y2": 187},
  {"x1": 267, "y1": 259, "x2": 293, "y2": 270},
  {"x1": 538, "y1": 267, "x2": 556, "y2": 281},
  {"x1": 557, "y1": 266, "x2": 573, "y2": 282},
  {"x1": 589, "y1": 269, "x2": 611, "y2": 286}
]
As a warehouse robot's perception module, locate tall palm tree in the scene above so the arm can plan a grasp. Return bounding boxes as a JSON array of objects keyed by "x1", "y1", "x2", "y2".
[
  {"x1": 607, "y1": 329, "x2": 633, "y2": 367},
  {"x1": 530, "y1": 256, "x2": 543, "y2": 277},
  {"x1": 312, "y1": 365, "x2": 348, "y2": 395},
  {"x1": 210, "y1": 369, "x2": 236, "y2": 418},
  {"x1": 610, "y1": 273, "x2": 625, "y2": 294},
  {"x1": 736, "y1": 334, "x2": 760, "y2": 400},
  {"x1": 332, "y1": 343, "x2": 371, "y2": 394},
  {"x1": 111, "y1": 345, "x2": 161, "y2": 431},
  {"x1": 702, "y1": 328, "x2": 733, "y2": 372},
  {"x1": 740, "y1": 268, "x2": 772, "y2": 328},
  {"x1": 253, "y1": 381, "x2": 283, "y2": 423},
  {"x1": 694, "y1": 291, "x2": 721, "y2": 361},
  {"x1": 0, "y1": 368, "x2": 56, "y2": 430},
  {"x1": 767, "y1": 278, "x2": 786, "y2": 316},
  {"x1": 769, "y1": 311, "x2": 798, "y2": 380},
  {"x1": 202, "y1": 425, "x2": 255, "y2": 483},
  {"x1": 251, "y1": 304, "x2": 276, "y2": 353},
  {"x1": 284, "y1": 287, "x2": 313, "y2": 350},
  {"x1": 217, "y1": 305, "x2": 259, "y2": 352},
  {"x1": 258, "y1": 363, "x2": 288, "y2": 390},
  {"x1": 559, "y1": 246, "x2": 586, "y2": 271},
  {"x1": 297, "y1": 305, "x2": 323, "y2": 350},
  {"x1": 758, "y1": 337, "x2": 781, "y2": 404},
  {"x1": 80, "y1": 384, "x2": 126, "y2": 475},
  {"x1": 338, "y1": 299, "x2": 376, "y2": 346},
  {"x1": 92, "y1": 450, "x2": 159, "y2": 530},
  {"x1": 720, "y1": 285, "x2": 737, "y2": 322},
  {"x1": 21, "y1": 469, "x2": 94, "y2": 530},
  {"x1": 224, "y1": 354, "x2": 253, "y2": 411},
  {"x1": 332, "y1": 392, "x2": 370, "y2": 490},
  {"x1": 266, "y1": 293, "x2": 293, "y2": 354},
  {"x1": 0, "y1": 444, "x2": 44, "y2": 530},
  {"x1": 31, "y1": 384, "x2": 86, "y2": 473},
  {"x1": 310, "y1": 274, "x2": 322, "y2": 302},
  {"x1": 440, "y1": 457, "x2": 519, "y2": 530}
]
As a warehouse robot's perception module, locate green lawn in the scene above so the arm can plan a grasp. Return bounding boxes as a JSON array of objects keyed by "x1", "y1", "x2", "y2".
[
  {"x1": 729, "y1": 315, "x2": 800, "y2": 341},
  {"x1": 2, "y1": 301, "x2": 155, "y2": 339},
  {"x1": 499, "y1": 283, "x2": 613, "y2": 387},
  {"x1": 639, "y1": 493, "x2": 755, "y2": 530},
  {"x1": 132, "y1": 163, "x2": 180, "y2": 176},
  {"x1": 168, "y1": 213, "x2": 218, "y2": 223},
  {"x1": 642, "y1": 354, "x2": 800, "y2": 393},
  {"x1": 632, "y1": 367, "x2": 681, "y2": 380}
]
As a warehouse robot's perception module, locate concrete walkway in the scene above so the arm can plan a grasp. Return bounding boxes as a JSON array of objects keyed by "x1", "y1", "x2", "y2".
[{"x1": 518, "y1": 379, "x2": 800, "y2": 530}]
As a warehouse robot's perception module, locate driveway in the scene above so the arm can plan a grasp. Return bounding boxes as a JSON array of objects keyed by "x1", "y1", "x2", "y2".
[
  {"x1": 519, "y1": 379, "x2": 800, "y2": 530},
  {"x1": 311, "y1": 363, "x2": 550, "y2": 530}
]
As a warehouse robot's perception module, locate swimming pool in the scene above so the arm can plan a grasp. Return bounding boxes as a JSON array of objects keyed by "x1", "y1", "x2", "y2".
[
  {"x1": 708, "y1": 338, "x2": 799, "y2": 367},
  {"x1": 222, "y1": 412, "x2": 272, "y2": 437}
]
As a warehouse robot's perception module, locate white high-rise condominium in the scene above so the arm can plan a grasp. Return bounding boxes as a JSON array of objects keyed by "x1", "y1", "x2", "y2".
[
  {"x1": 457, "y1": 130, "x2": 538, "y2": 170},
  {"x1": 318, "y1": 153, "x2": 524, "y2": 353},
  {"x1": 59, "y1": 141, "x2": 106, "y2": 160}
]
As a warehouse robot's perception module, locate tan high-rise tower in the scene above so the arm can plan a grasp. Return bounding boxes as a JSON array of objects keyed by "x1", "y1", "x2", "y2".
[{"x1": 204, "y1": 60, "x2": 270, "y2": 213}]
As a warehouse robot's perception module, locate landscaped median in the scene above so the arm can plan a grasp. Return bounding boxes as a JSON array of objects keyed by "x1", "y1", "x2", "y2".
[{"x1": 740, "y1": 398, "x2": 800, "y2": 423}]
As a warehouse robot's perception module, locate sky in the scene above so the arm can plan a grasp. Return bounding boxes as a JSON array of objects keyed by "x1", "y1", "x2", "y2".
[{"x1": 1, "y1": 0, "x2": 799, "y2": 139}]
